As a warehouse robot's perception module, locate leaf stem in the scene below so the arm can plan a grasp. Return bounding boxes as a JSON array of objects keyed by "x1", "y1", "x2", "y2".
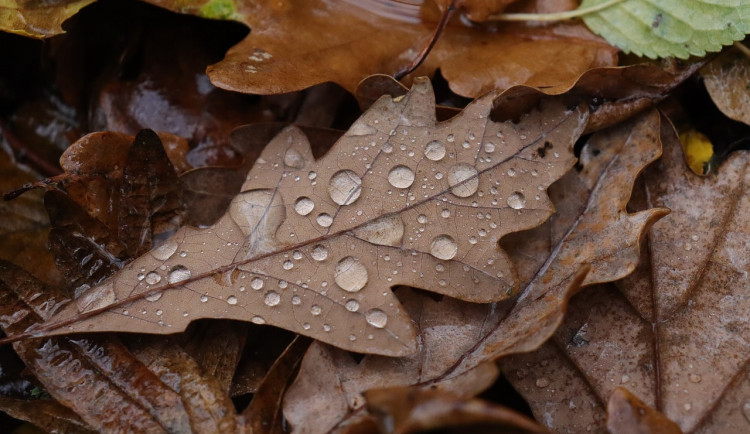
[
  {"x1": 488, "y1": 0, "x2": 627, "y2": 22},
  {"x1": 734, "y1": 41, "x2": 750, "y2": 59}
]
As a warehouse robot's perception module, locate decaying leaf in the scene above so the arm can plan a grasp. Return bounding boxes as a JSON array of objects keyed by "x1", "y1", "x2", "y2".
[
  {"x1": 15, "y1": 78, "x2": 587, "y2": 358},
  {"x1": 281, "y1": 110, "x2": 668, "y2": 432},
  {"x1": 0, "y1": 0, "x2": 95, "y2": 38},
  {"x1": 607, "y1": 388, "x2": 682, "y2": 434},
  {"x1": 502, "y1": 122, "x2": 750, "y2": 432},
  {"x1": 580, "y1": 0, "x2": 750, "y2": 59},
  {"x1": 701, "y1": 46, "x2": 750, "y2": 127},
  {"x1": 143, "y1": 0, "x2": 616, "y2": 97}
]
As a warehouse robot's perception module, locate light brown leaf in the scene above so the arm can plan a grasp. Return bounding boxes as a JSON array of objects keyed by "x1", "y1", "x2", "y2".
[
  {"x1": 502, "y1": 121, "x2": 750, "y2": 432},
  {"x1": 19, "y1": 78, "x2": 587, "y2": 357},
  {"x1": 701, "y1": 47, "x2": 750, "y2": 127},
  {"x1": 281, "y1": 110, "x2": 667, "y2": 432},
  {"x1": 143, "y1": 0, "x2": 615, "y2": 97}
]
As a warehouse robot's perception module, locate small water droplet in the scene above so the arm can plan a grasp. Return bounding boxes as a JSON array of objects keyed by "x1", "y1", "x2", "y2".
[
  {"x1": 424, "y1": 140, "x2": 446, "y2": 161},
  {"x1": 251, "y1": 277, "x2": 264, "y2": 290},
  {"x1": 430, "y1": 235, "x2": 458, "y2": 260},
  {"x1": 417, "y1": 214, "x2": 427, "y2": 224},
  {"x1": 469, "y1": 236, "x2": 477, "y2": 244},
  {"x1": 251, "y1": 316, "x2": 266, "y2": 324},
  {"x1": 278, "y1": 280, "x2": 288, "y2": 289},
  {"x1": 294, "y1": 197, "x2": 315, "y2": 215},
  {"x1": 689, "y1": 374, "x2": 702, "y2": 383},
  {"x1": 200, "y1": 295, "x2": 208, "y2": 303},
  {"x1": 291, "y1": 295, "x2": 301, "y2": 305},
  {"x1": 264, "y1": 291, "x2": 281, "y2": 307},
  {"x1": 365, "y1": 309, "x2": 388, "y2": 328},
  {"x1": 292, "y1": 250, "x2": 303, "y2": 260},
  {"x1": 302, "y1": 322, "x2": 311, "y2": 330},
  {"x1": 137, "y1": 273, "x2": 145, "y2": 281},
  {"x1": 684, "y1": 242, "x2": 692, "y2": 251},
  {"x1": 691, "y1": 234, "x2": 699, "y2": 241},
  {"x1": 155, "y1": 309, "x2": 163, "y2": 316},
  {"x1": 507, "y1": 168, "x2": 516, "y2": 177},
  {"x1": 311, "y1": 305, "x2": 322, "y2": 315},
  {"x1": 328, "y1": 170, "x2": 362, "y2": 205},
  {"x1": 531, "y1": 169, "x2": 538, "y2": 177},
  {"x1": 283, "y1": 260, "x2": 294, "y2": 270},
  {"x1": 441, "y1": 209, "x2": 450, "y2": 218},
  {"x1": 345, "y1": 299, "x2": 360, "y2": 312},
  {"x1": 151, "y1": 239, "x2": 178, "y2": 261},
  {"x1": 447, "y1": 164, "x2": 479, "y2": 197},
  {"x1": 317, "y1": 213, "x2": 333, "y2": 227},
  {"x1": 311, "y1": 245, "x2": 329, "y2": 261},
  {"x1": 507, "y1": 192, "x2": 526, "y2": 209},
  {"x1": 484, "y1": 142, "x2": 495, "y2": 153},
  {"x1": 145, "y1": 291, "x2": 162, "y2": 302},
  {"x1": 167, "y1": 265, "x2": 191, "y2": 284},
  {"x1": 335, "y1": 257, "x2": 369, "y2": 292},
  {"x1": 388, "y1": 165, "x2": 415, "y2": 189},
  {"x1": 145, "y1": 271, "x2": 161, "y2": 285},
  {"x1": 323, "y1": 324, "x2": 331, "y2": 332},
  {"x1": 535, "y1": 377, "x2": 550, "y2": 388}
]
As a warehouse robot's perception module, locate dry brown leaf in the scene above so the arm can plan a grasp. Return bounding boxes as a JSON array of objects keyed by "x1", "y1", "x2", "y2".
[
  {"x1": 281, "y1": 111, "x2": 667, "y2": 432},
  {"x1": 142, "y1": 0, "x2": 615, "y2": 97},
  {"x1": 701, "y1": 47, "x2": 750, "y2": 127},
  {"x1": 16, "y1": 78, "x2": 587, "y2": 357},
  {"x1": 364, "y1": 386, "x2": 548, "y2": 434},
  {"x1": 0, "y1": 0, "x2": 95, "y2": 38},
  {"x1": 607, "y1": 388, "x2": 682, "y2": 434},
  {"x1": 502, "y1": 122, "x2": 750, "y2": 432}
]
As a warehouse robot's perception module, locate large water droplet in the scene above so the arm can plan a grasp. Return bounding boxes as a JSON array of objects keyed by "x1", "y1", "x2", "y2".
[
  {"x1": 334, "y1": 257, "x2": 369, "y2": 292},
  {"x1": 251, "y1": 316, "x2": 266, "y2": 324},
  {"x1": 365, "y1": 309, "x2": 388, "y2": 328},
  {"x1": 167, "y1": 266, "x2": 191, "y2": 284},
  {"x1": 251, "y1": 277, "x2": 264, "y2": 290},
  {"x1": 388, "y1": 165, "x2": 415, "y2": 189},
  {"x1": 311, "y1": 245, "x2": 329, "y2": 261},
  {"x1": 145, "y1": 271, "x2": 162, "y2": 285},
  {"x1": 430, "y1": 235, "x2": 458, "y2": 260},
  {"x1": 328, "y1": 170, "x2": 362, "y2": 205},
  {"x1": 424, "y1": 140, "x2": 446, "y2": 161},
  {"x1": 294, "y1": 197, "x2": 315, "y2": 216},
  {"x1": 507, "y1": 192, "x2": 526, "y2": 209},
  {"x1": 311, "y1": 305, "x2": 322, "y2": 315},
  {"x1": 283, "y1": 260, "x2": 294, "y2": 270},
  {"x1": 145, "y1": 291, "x2": 162, "y2": 302},
  {"x1": 227, "y1": 295, "x2": 238, "y2": 305},
  {"x1": 264, "y1": 291, "x2": 281, "y2": 307},
  {"x1": 447, "y1": 164, "x2": 479, "y2": 198},
  {"x1": 284, "y1": 148, "x2": 305, "y2": 169},
  {"x1": 352, "y1": 215, "x2": 404, "y2": 247},
  {"x1": 317, "y1": 213, "x2": 333, "y2": 228},
  {"x1": 346, "y1": 121, "x2": 377, "y2": 136},
  {"x1": 345, "y1": 299, "x2": 360, "y2": 312},
  {"x1": 151, "y1": 239, "x2": 178, "y2": 261}
]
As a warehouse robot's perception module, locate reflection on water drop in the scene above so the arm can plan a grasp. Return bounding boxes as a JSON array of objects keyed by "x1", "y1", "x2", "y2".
[
  {"x1": 345, "y1": 299, "x2": 360, "y2": 312},
  {"x1": 145, "y1": 272, "x2": 161, "y2": 285},
  {"x1": 328, "y1": 170, "x2": 362, "y2": 205},
  {"x1": 507, "y1": 192, "x2": 526, "y2": 209},
  {"x1": 335, "y1": 257, "x2": 369, "y2": 292},
  {"x1": 167, "y1": 266, "x2": 191, "y2": 284},
  {"x1": 312, "y1": 245, "x2": 329, "y2": 261},
  {"x1": 200, "y1": 295, "x2": 208, "y2": 303},
  {"x1": 317, "y1": 213, "x2": 333, "y2": 228},
  {"x1": 227, "y1": 295, "x2": 238, "y2": 305},
  {"x1": 292, "y1": 295, "x2": 301, "y2": 305},
  {"x1": 430, "y1": 235, "x2": 458, "y2": 260},
  {"x1": 294, "y1": 197, "x2": 315, "y2": 216},
  {"x1": 388, "y1": 165, "x2": 415, "y2": 189},
  {"x1": 251, "y1": 277, "x2": 264, "y2": 290},
  {"x1": 424, "y1": 140, "x2": 446, "y2": 161},
  {"x1": 264, "y1": 291, "x2": 281, "y2": 307},
  {"x1": 365, "y1": 309, "x2": 388, "y2": 328},
  {"x1": 447, "y1": 164, "x2": 479, "y2": 197},
  {"x1": 311, "y1": 305, "x2": 322, "y2": 315},
  {"x1": 283, "y1": 260, "x2": 294, "y2": 270},
  {"x1": 151, "y1": 239, "x2": 178, "y2": 261}
]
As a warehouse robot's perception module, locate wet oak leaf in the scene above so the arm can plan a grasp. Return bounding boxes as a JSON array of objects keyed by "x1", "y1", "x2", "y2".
[
  {"x1": 22, "y1": 78, "x2": 587, "y2": 357},
  {"x1": 281, "y1": 111, "x2": 667, "y2": 432},
  {"x1": 502, "y1": 122, "x2": 750, "y2": 432},
  {"x1": 143, "y1": 0, "x2": 616, "y2": 97},
  {"x1": 607, "y1": 388, "x2": 682, "y2": 434}
]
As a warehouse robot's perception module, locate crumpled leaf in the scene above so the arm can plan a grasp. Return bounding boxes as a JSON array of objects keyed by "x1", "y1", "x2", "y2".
[
  {"x1": 0, "y1": 0, "x2": 95, "y2": 38},
  {"x1": 580, "y1": 0, "x2": 750, "y2": 59},
  {"x1": 144, "y1": 0, "x2": 616, "y2": 97},
  {"x1": 281, "y1": 110, "x2": 667, "y2": 432},
  {"x1": 364, "y1": 386, "x2": 548, "y2": 434},
  {"x1": 19, "y1": 78, "x2": 587, "y2": 357},
  {"x1": 502, "y1": 122, "x2": 750, "y2": 432},
  {"x1": 701, "y1": 46, "x2": 750, "y2": 127},
  {"x1": 607, "y1": 388, "x2": 682, "y2": 434}
]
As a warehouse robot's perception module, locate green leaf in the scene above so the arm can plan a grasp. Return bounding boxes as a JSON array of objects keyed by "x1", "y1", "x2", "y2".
[{"x1": 580, "y1": 0, "x2": 750, "y2": 59}]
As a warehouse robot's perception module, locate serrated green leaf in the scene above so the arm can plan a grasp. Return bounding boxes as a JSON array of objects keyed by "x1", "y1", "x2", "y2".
[{"x1": 580, "y1": 0, "x2": 750, "y2": 59}]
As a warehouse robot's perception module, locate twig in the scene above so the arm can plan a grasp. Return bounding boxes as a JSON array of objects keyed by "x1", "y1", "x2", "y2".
[{"x1": 489, "y1": 0, "x2": 627, "y2": 22}]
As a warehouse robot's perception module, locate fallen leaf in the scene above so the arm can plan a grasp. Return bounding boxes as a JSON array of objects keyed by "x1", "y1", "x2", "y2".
[
  {"x1": 580, "y1": 0, "x2": 750, "y2": 59},
  {"x1": 0, "y1": 0, "x2": 95, "y2": 38},
  {"x1": 701, "y1": 46, "x2": 750, "y2": 127},
  {"x1": 281, "y1": 110, "x2": 667, "y2": 432},
  {"x1": 502, "y1": 121, "x2": 750, "y2": 432},
  {"x1": 607, "y1": 387, "x2": 682, "y2": 434},
  {"x1": 19, "y1": 78, "x2": 587, "y2": 357},
  {"x1": 0, "y1": 397, "x2": 94, "y2": 434},
  {"x1": 144, "y1": 0, "x2": 616, "y2": 97},
  {"x1": 364, "y1": 386, "x2": 548, "y2": 434}
]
